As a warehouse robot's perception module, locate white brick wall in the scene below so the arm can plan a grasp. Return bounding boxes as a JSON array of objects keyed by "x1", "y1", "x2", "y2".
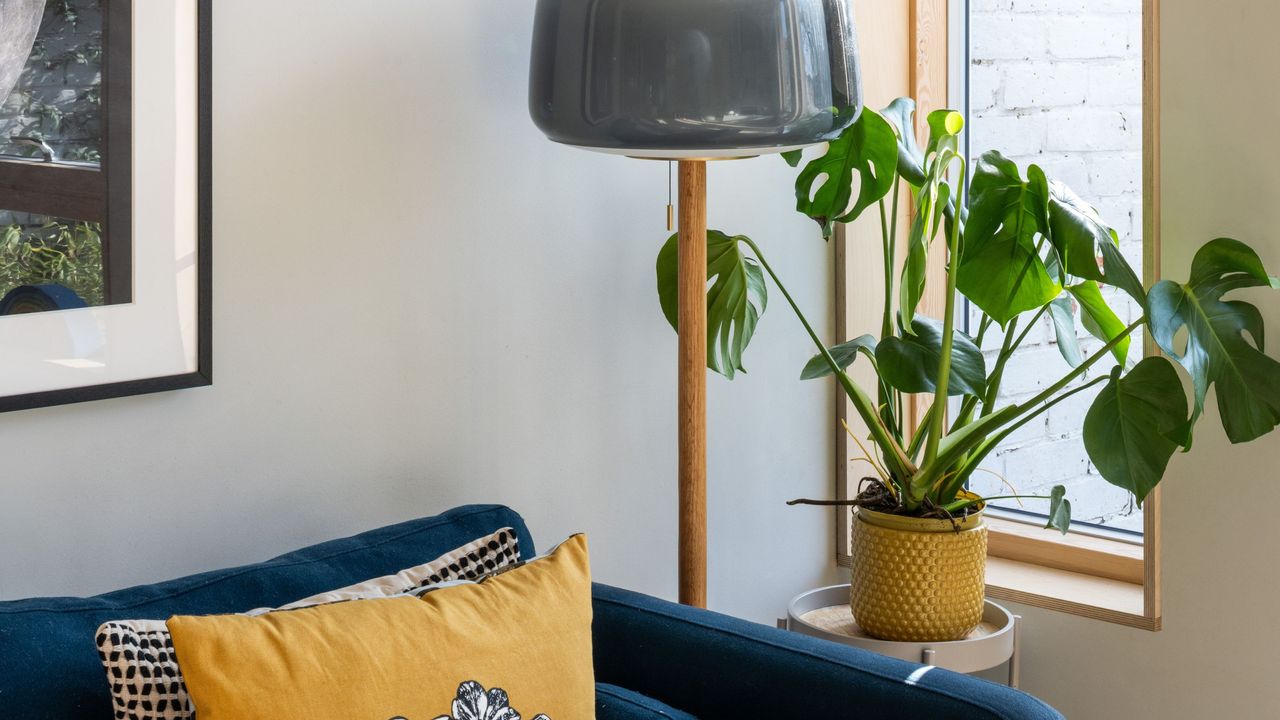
[{"x1": 966, "y1": 0, "x2": 1144, "y2": 532}]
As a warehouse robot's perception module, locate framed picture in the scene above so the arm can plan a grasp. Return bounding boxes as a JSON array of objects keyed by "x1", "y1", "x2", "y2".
[{"x1": 0, "y1": 0, "x2": 211, "y2": 412}]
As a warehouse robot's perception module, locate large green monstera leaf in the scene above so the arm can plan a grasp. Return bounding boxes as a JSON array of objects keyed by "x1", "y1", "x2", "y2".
[
  {"x1": 1084, "y1": 357, "x2": 1190, "y2": 502},
  {"x1": 794, "y1": 109, "x2": 899, "y2": 236},
  {"x1": 657, "y1": 231, "x2": 768, "y2": 379},
  {"x1": 957, "y1": 152, "x2": 1059, "y2": 325},
  {"x1": 1147, "y1": 238, "x2": 1280, "y2": 444},
  {"x1": 960, "y1": 152, "x2": 1145, "y2": 326},
  {"x1": 876, "y1": 315, "x2": 987, "y2": 397},
  {"x1": 1046, "y1": 181, "x2": 1145, "y2": 305}
]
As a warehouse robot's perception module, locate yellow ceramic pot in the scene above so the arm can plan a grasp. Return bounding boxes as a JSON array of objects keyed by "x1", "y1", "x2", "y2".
[{"x1": 850, "y1": 507, "x2": 988, "y2": 642}]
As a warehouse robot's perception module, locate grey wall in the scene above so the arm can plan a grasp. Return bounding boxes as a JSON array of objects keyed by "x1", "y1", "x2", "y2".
[
  {"x1": 3, "y1": 3, "x2": 1277, "y2": 718},
  {"x1": 0, "y1": 0, "x2": 841, "y2": 622},
  {"x1": 1007, "y1": 1, "x2": 1280, "y2": 717}
]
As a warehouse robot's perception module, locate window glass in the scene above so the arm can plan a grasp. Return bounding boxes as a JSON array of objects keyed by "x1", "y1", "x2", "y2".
[
  {"x1": 0, "y1": 1, "x2": 103, "y2": 165},
  {"x1": 966, "y1": 0, "x2": 1144, "y2": 533}
]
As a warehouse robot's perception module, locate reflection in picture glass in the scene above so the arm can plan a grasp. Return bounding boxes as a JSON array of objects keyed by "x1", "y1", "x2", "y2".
[
  {"x1": 0, "y1": 1, "x2": 103, "y2": 164},
  {"x1": 0, "y1": 209, "x2": 105, "y2": 313}
]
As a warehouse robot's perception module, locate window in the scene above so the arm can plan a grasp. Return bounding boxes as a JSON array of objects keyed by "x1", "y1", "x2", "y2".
[
  {"x1": 836, "y1": 0, "x2": 1161, "y2": 630},
  {"x1": 964, "y1": 0, "x2": 1145, "y2": 535},
  {"x1": 0, "y1": 0, "x2": 130, "y2": 312}
]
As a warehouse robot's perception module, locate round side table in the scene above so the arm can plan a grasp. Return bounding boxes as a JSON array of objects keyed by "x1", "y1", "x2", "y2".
[{"x1": 780, "y1": 584, "x2": 1022, "y2": 688}]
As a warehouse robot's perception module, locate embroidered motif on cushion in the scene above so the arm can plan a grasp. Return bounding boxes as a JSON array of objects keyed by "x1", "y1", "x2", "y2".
[
  {"x1": 94, "y1": 528, "x2": 522, "y2": 720},
  {"x1": 432, "y1": 681, "x2": 552, "y2": 720}
]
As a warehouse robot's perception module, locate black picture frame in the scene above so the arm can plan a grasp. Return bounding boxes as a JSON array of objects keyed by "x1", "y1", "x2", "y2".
[{"x1": 0, "y1": 0, "x2": 212, "y2": 414}]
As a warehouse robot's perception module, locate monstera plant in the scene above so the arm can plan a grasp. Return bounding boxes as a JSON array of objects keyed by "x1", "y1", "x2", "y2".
[{"x1": 655, "y1": 98, "x2": 1280, "y2": 641}]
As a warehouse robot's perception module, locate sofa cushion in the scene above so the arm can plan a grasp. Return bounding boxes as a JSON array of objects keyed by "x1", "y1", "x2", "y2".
[
  {"x1": 95, "y1": 526, "x2": 522, "y2": 720},
  {"x1": 0, "y1": 504, "x2": 534, "y2": 720},
  {"x1": 167, "y1": 535, "x2": 595, "y2": 720},
  {"x1": 596, "y1": 683, "x2": 698, "y2": 720}
]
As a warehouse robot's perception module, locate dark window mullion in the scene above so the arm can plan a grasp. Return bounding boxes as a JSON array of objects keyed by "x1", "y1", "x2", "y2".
[
  {"x1": 102, "y1": 0, "x2": 133, "y2": 305},
  {"x1": 0, "y1": 160, "x2": 107, "y2": 222}
]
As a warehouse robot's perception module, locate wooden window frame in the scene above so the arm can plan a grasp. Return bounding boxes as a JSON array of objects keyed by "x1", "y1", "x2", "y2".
[
  {"x1": 0, "y1": 0, "x2": 132, "y2": 304},
  {"x1": 834, "y1": 0, "x2": 1162, "y2": 631}
]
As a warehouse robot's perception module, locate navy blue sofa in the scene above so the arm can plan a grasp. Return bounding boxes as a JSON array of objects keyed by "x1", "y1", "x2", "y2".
[{"x1": 0, "y1": 504, "x2": 1063, "y2": 719}]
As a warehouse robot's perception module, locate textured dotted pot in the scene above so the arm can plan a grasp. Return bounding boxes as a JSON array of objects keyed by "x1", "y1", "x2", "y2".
[{"x1": 850, "y1": 507, "x2": 988, "y2": 642}]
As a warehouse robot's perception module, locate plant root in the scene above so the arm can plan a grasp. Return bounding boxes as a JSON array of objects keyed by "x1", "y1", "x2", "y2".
[{"x1": 788, "y1": 477, "x2": 978, "y2": 531}]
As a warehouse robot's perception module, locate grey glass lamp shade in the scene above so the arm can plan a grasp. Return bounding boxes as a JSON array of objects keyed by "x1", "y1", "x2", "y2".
[{"x1": 528, "y1": 0, "x2": 864, "y2": 159}]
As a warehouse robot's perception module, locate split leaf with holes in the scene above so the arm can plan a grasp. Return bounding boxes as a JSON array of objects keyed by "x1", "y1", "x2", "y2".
[
  {"x1": 656, "y1": 231, "x2": 768, "y2": 379},
  {"x1": 793, "y1": 108, "x2": 898, "y2": 237},
  {"x1": 1147, "y1": 238, "x2": 1280, "y2": 445}
]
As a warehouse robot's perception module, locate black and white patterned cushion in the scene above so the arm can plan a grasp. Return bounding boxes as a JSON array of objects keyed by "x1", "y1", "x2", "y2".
[{"x1": 95, "y1": 527, "x2": 521, "y2": 720}]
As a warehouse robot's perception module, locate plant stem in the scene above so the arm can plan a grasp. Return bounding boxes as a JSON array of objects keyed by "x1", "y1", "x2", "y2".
[
  {"x1": 879, "y1": 197, "x2": 894, "y2": 343},
  {"x1": 907, "y1": 399, "x2": 937, "y2": 461},
  {"x1": 973, "y1": 314, "x2": 994, "y2": 348},
  {"x1": 950, "y1": 315, "x2": 993, "y2": 435},
  {"x1": 951, "y1": 396, "x2": 979, "y2": 434},
  {"x1": 981, "y1": 316, "x2": 1020, "y2": 418},
  {"x1": 741, "y1": 236, "x2": 916, "y2": 481},
  {"x1": 884, "y1": 178, "x2": 901, "y2": 334},
  {"x1": 914, "y1": 321, "x2": 1141, "y2": 495},
  {"x1": 877, "y1": 194, "x2": 900, "y2": 437},
  {"x1": 888, "y1": 180, "x2": 902, "y2": 436},
  {"x1": 981, "y1": 305, "x2": 1050, "y2": 418},
  {"x1": 1011, "y1": 304, "x2": 1049, "y2": 352},
  {"x1": 941, "y1": 375, "x2": 1109, "y2": 500},
  {"x1": 923, "y1": 158, "x2": 967, "y2": 466},
  {"x1": 1012, "y1": 318, "x2": 1143, "y2": 416},
  {"x1": 895, "y1": 389, "x2": 905, "y2": 439}
]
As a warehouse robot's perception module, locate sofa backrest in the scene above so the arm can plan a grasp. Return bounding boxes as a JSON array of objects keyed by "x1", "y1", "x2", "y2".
[{"x1": 0, "y1": 504, "x2": 534, "y2": 720}]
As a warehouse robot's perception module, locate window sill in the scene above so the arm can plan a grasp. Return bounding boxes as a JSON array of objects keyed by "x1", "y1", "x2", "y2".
[
  {"x1": 986, "y1": 556, "x2": 1159, "y2": 631},
  {"x1": 985, "y1": 515, "x2": 1159, "y2": 631},
  {"x1": 986, "y1": 515, "x2": 1143, "y2": 585}
]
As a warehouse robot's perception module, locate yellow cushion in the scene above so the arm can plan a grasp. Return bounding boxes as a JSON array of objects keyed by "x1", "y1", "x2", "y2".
[{"x1": 167, "y1": 535, "x2": 594, "y2": 720}]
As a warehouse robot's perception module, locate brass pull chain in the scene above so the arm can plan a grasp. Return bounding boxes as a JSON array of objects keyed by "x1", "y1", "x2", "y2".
[{"x1": 666, "y1": 161, "x2": 675, "y2": 232}]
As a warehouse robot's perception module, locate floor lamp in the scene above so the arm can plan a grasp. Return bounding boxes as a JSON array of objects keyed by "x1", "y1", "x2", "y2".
[{"x1": 528, "y1": 0, "x2": 863, "y2": 608}]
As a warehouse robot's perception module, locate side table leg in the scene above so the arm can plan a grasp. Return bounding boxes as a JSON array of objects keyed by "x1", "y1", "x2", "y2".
[{"x1": 1009, "y1": 614, "x2": 1022, "y2": 689}]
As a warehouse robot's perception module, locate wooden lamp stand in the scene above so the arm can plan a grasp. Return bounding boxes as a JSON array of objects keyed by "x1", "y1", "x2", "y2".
[{"x1": 677, "y1": 160, "x2": 708, "y2": 608}]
